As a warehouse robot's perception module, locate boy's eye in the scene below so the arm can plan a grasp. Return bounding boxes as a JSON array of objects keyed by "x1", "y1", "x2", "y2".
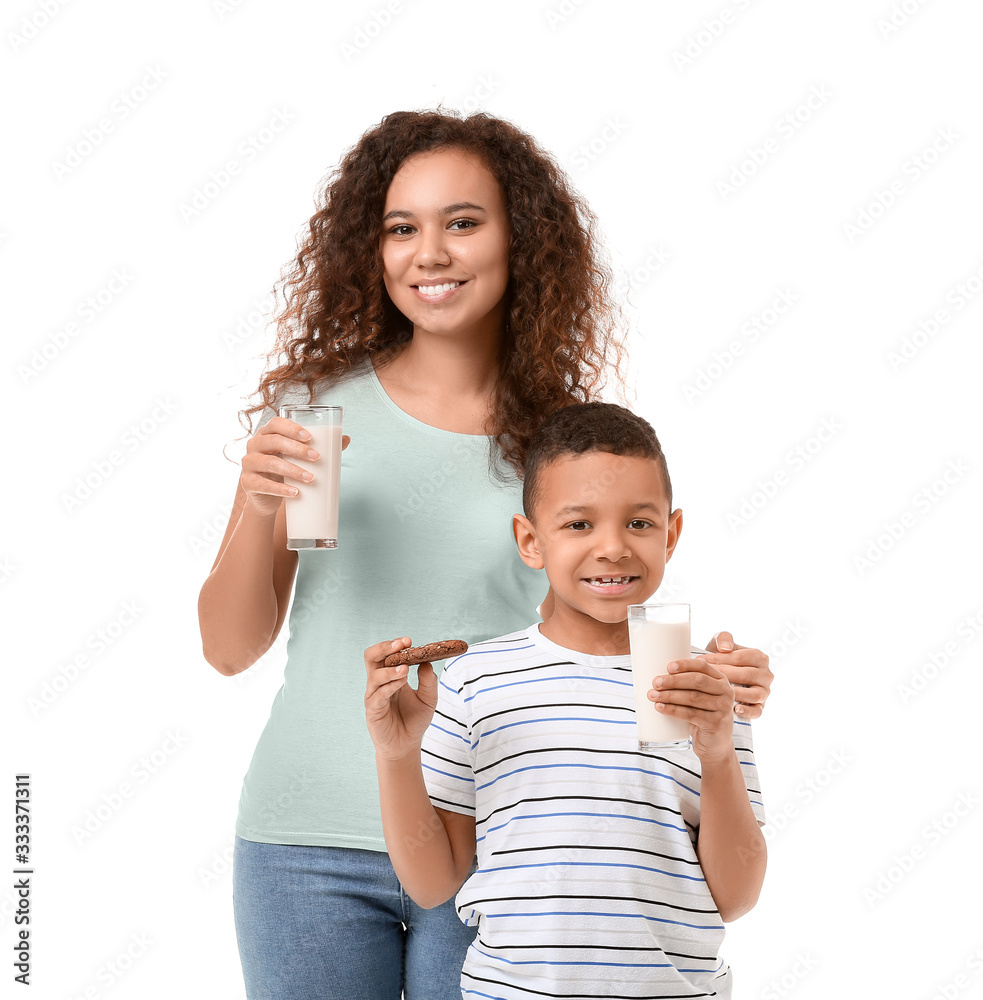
[
  {"x1": 628, "y1": 519, "x2": 651, "y2": 530},
  {"x1": 567, "y1": 521, "x2": 590, "y2": 531}
]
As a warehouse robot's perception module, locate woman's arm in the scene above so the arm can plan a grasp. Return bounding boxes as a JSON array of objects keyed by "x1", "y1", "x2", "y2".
[
  {"x1": 198, "y1": 481, "x2": 297, "y2": 675},
  {"x1": 198, "y1": 417, "x2": 346, "y2": 675}
]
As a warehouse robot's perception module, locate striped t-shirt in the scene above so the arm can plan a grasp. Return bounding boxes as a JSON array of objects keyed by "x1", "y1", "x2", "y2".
[{"x1": 421, "y1": 623, "x2": 766, "y2": 1000}]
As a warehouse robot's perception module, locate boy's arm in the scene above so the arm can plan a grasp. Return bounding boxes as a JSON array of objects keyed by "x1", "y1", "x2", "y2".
[
  {"x1": 365, "y1": 637, "x2": 476, "y2": 909},
  {"x1": 376, "y1": 754, "x2": 476, "y2": 909},
  {"x1": 651, "y1": 657, "x2": 766, "y2": 922},
  {"x1": 693, "y1": 749, "x2": 766, "y2": 922}
]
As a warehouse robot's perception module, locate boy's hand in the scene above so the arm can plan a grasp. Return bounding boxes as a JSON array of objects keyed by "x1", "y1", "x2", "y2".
[
  {"x1": 649, "y1": 657, "x2": 735, "y2": 763},
  {"x1": 364, "y1": 637, "x2": 439, "y2": 762},
  {"x1": 704, "y1": 631, "x2": 773, "y2": 719}
]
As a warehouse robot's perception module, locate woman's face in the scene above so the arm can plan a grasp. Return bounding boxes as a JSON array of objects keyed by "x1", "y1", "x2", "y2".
[{"x1": 380, "y1": 147, "x2": 510, "y2": 347}]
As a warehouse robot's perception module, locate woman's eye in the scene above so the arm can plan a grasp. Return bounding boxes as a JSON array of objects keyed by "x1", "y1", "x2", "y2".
[
  {"x1": 449, "y1": 218, "x2": 476, "y2": 230},
  {"x1": 389, "y1": 224, "x2": 414, "y2": 236}
]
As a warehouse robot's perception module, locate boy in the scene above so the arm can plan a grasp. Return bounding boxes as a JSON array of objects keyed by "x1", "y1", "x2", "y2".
[{"x1": 364, "y1": 403, "x2": 767, "y2": 999}]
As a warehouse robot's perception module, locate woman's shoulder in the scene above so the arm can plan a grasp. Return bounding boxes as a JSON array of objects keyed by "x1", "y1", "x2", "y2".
[{"x1": 273, "y1": 360, "x2": 376, "y2": 406}]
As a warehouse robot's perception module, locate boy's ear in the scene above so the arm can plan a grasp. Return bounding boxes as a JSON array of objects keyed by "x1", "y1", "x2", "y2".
[
  {"x1": 512, "y1": 514, "x2": 544, "y2": 570},
  {"x1": 665, "y1": 508, "x2": 683, "y2": 562}
]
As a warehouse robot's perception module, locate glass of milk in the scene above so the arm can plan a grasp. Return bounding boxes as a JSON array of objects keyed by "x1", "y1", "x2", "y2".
[
  {"x1": 278, "y1": 404, "x2": 343, "y2": 550},
  {"x1": 628, "y1": 603, "x2": 692, "y2": 750}
]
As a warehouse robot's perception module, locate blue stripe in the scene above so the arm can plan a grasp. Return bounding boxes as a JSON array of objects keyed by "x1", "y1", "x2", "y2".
[
  {"x1": 477, "y1": 761, "x2": 700, "y2": 797},
  {"x1": 475, "y1": 716, "x2": 635, "y2": 751},
  {"x1": 470, "y1": 944, "x2": 672, "y2": 969},
  {"x1": 453, "y1": 643, "x2": 536, "y2": 669},
  {"x1": 479, "y1": 859, "x2": 705, "y2": 883},
  {"x1": 680, "y1": 958, "x2": 725, "y2": 975},
  {"x1": 428, "y1": 723, "x2": 470, "y2": 745},
  {"x1": 483, "y1": 910, "x2": 720, "y2": 931},
  {"x1": 422, "y1": 762, "x2": 474, "y2": 784},
  {"x1": 476, "y1": 810, "x2": 688, "y2": 845},
  {"x1": 463, "y1": 673, "x2": 632, "y2": 703}
]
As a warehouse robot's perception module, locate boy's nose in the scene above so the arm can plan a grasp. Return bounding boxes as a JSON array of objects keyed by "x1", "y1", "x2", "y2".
[{"x1": 591, "y1": 530, "x2": 632, "y2": 561}]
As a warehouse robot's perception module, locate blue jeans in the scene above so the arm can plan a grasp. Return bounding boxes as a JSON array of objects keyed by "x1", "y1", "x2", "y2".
[{"x1": 233, "y1": 836, "x2": 475, "y2": 999}]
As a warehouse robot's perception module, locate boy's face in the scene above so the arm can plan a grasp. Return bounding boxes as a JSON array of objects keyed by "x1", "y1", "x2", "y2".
[{"x1": 513, "y1": 450, "x2": 682, "y2": 653}]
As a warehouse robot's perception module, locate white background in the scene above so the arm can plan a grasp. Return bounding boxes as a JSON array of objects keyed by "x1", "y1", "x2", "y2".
[{"x1": 4, "y1": 1, "x2": 982, "y2": 997}]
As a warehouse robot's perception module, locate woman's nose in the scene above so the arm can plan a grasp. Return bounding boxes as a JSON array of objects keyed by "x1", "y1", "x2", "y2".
[{"x1": 413, "y1": 226, "x2": 451, "y2": 268}]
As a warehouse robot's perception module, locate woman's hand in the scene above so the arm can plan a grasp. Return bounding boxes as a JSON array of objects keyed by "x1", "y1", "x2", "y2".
[
  {"x1": 364, "y1": 638, "x2": 439, "y2": 762},
  {"x1": 703, "y1": 631, "x2": 773, "y2": 719},
  {"x1": 240, "y1": 416, "x2": 350, "y2": 518}
]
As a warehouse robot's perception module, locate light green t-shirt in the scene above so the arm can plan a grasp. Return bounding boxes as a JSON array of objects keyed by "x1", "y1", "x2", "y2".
[{"x1": 235, "y1": 362, "x2": 548, "y2": 849}]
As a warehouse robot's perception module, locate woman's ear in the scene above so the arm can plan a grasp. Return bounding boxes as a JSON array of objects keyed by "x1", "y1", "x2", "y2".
[{"x1": 512, "y1": 514, "x2": 544, "y2": 570}]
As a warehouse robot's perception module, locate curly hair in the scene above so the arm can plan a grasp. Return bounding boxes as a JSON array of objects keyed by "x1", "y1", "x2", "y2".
[{"x1": 244, "y1": 109, "x2": 628, "y2": 474}]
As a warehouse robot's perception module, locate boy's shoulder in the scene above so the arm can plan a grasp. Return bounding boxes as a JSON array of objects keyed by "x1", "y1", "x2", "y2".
[{"x1": 439, "y1": 625, "x2": 544, "y2": 683}]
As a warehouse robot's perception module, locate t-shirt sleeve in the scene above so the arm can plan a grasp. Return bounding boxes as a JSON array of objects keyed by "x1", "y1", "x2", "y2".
[
  {"x1": 421, "y1": 660, "x2": 476, "y2": 817},
  {"x1": 732, "y1": 717, "x2": 766, "y2": 826},
  {"x1": 256, "y1": 383, "x2": 313, "y2": 430}
]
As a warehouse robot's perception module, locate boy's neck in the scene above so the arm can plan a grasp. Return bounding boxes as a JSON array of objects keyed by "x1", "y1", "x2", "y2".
[{"x1": 538, "y1": 610, "x2": 630, "y2": 657}]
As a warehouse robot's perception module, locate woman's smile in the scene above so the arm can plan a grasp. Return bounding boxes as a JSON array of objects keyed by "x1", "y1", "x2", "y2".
[{"x1": 410, "y1": 279, "x2": 468, "y2": 303}]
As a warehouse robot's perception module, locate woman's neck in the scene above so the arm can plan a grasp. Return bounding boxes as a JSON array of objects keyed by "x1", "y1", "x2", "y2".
[{"x1": 373, "y1": 329, "x2": 503, "y2": 435}]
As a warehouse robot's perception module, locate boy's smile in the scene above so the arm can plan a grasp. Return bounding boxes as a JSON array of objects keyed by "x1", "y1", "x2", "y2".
[{"x1": 513, "y1": 450, "x2": 682, "y2": 655}]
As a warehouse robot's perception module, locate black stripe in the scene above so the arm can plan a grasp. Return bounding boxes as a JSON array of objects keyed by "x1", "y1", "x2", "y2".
[
  {"x1": 479, "y1": 794, "x2": 683, "y2": 826},
  {"x1": 461, "y1": 659, "x2": 578, "y2": 689},
  {"x1": 465, "y1": 634, "x2": 532, "y2": 649},
  {"x1": 464, "y1": 893, "x2": 716, "y2": 915},
  {"x1": 461, "y1": 970, "x2": 715, "y2": 999},
  {"x1": 428, "y1": 795, "x2": 474, "y2": 813},
  {"x1": 474, "y1": 744, "x2": 702, "y2": 779},
  {"x1": 422, "y1": 747, "x2": 470, "y2": 768},
  {"x1": 432, "y1": 707, "x2": 466, "y2": 727},
  {"x1": 473, "y1": 702, "x2": 635, "y2": 729},
  {"x1": 489, "y1": 843, "x2": 700, "y2": 867},
  {"x1": 476, "y1": 941, "x2": 716, "y2": 962}
]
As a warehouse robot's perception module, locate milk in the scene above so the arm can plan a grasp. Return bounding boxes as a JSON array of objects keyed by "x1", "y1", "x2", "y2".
[
  {"x1": 628, "y1": 619, "x2": 692, "y2": 746},
  {"x1": 284, "y1": 423, "x2": 342, "y2": 548}
]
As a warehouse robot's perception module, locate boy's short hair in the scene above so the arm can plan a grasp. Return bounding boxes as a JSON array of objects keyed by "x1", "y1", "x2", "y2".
[{"x1": 522, "y1": 402, "x2": 672, "y2": 519}]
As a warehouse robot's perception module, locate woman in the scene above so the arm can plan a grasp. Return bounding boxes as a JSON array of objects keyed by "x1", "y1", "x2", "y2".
[{"x1": 198, "y1": 110, "x2": 773, "y2": 1000}]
